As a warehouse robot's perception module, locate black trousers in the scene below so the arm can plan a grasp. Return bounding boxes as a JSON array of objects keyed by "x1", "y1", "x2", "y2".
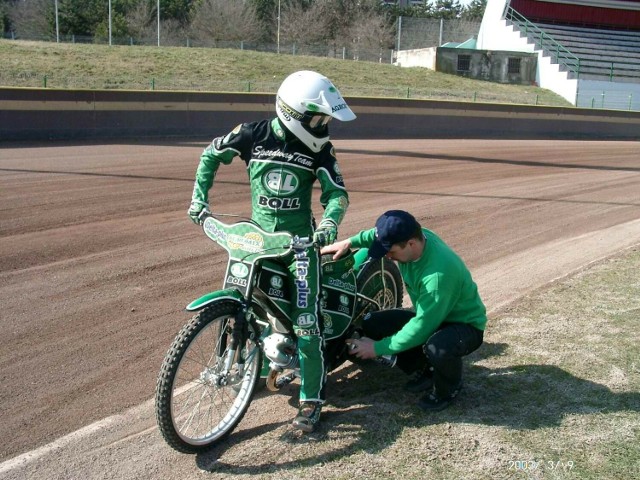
[{"x1": 363, "y1": 309, "x2": 484, "y2": 397}]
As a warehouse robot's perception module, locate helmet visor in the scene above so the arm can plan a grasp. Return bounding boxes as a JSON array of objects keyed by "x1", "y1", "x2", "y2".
[{"x1": 307, "y1": 114, "x2": 332, "y2": 132}]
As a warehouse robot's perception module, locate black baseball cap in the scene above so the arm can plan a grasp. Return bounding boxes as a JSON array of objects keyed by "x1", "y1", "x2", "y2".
[{"x1": 368, "y1": 210, "x2": 420, "y2": 259}]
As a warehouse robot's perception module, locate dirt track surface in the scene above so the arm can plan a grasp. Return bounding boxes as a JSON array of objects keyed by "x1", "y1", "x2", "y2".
[{"x1": 1, "y1": 139, "x2": 640, "y2": 477}]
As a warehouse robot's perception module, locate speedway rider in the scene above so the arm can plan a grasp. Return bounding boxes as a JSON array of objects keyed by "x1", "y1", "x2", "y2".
[{"x1": 188, "y1": 70, "x2": 356, "y2": 432}]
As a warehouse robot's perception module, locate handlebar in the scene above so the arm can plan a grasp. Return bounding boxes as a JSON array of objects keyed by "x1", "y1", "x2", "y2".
[
  {"x1": 198, "y1": 209, "x2": 211, "y2": 221},
  {"x1": 291, "y1": 236, "x2": 315, "y2": 250}
]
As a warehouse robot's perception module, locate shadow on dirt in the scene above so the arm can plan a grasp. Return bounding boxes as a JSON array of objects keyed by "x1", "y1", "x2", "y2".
[
  {"x1": 194, "y1": 341, "x2": 639, "y2": 474},
  {"x1": 4, "y1": 164, "x2": 636, "y2": 208},
  {"x1": 340, "y1": 148, "x2": 640, "y2": 173},
  {"x1": 0, "y1": 167, "x2": 249, "y2": 187},
  {"x1": 0, "y1": 137, "x2": 210, "y2": 150}
]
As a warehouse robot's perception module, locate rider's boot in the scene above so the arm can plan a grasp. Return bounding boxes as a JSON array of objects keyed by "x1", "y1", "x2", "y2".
[{"x1": 291, "y1": 401, "x2": 322, "y2": 433}]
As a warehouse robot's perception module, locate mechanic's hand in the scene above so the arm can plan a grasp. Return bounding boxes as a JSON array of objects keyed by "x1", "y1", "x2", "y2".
[
  {"x1": 320, "y1": 238, "x2": 352, "y2": 260},
  {"x1": 345, "y1": 337, "x2": 377, "y2": 360},
  {"x1": 187, "y1": 201, "x2": 209, "y2": 225},
  {"x1": 313, "y1": 219, "x2": 338, "y2": 247}
]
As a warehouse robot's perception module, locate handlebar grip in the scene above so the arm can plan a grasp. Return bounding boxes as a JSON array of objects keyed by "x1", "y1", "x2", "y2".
[{"x1": 291, "y1": 236, "x2": 315, "y2": 249}]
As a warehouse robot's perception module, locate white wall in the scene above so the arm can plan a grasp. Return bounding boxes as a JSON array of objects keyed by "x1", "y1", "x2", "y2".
[
  {"x1": 536, "y1": 51, "x2": 579, "y2": 105},
  {"x1": 395, "y1": 47, "x2": 437, "y2": 69},
  {"x1": 477, "y1": 0, "x2": 513, "y2": 51}
]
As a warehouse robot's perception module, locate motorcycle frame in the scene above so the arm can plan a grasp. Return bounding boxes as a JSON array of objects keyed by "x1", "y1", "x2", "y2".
[
  {"x1": 186, "y1": 215, "x2": 389, "y2": 321},
  {"x1": 184, "y1": 215, "x2": 393, "y2": 374}
]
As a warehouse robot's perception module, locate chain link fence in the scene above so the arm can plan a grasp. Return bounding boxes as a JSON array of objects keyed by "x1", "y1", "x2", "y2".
[
  {"x1": 1, "y1": 31, "x2": 397, "y2": 63},
  {"x1": 396, "y1": 17, "x2": 480, "y2": 50},
  {"x1": 3, "y1": 17, "x2": 482, "y2": 63}
]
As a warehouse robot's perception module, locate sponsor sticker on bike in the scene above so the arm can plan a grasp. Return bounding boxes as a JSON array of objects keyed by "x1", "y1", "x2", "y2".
[
  {"x1": 270, "y1": 275, "x2": 283, "y2": 289},
  {"x1": 230, "y1": 262, "x2": 249, "y2": 278},
  {"x1": 225, "y1": 275, "x2": 248, "y2": 288},
  {"x1": 227, "y1": 232, "x2": 264, "y2": 253},
  {"x1": 323, "y1": 313, "x2": 333, "y2": 335},
  {"x1": 204, "y1": 219, "x2": 227, "y2": 242}
]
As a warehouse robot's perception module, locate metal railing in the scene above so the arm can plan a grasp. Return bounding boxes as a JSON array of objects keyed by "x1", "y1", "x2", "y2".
[
  {"x1": 506, "y1": 7, "x2": 581, "y2": 78},
  {"x1": 581, "y1": 62, "x2": 640, "y2": 82},
  {"x1": 576, "y1": 90, "x2": 640, "y2": 111}
]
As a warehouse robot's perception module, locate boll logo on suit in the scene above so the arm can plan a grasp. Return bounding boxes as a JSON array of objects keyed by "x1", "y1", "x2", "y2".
[
  {"x1": 263, "y1": 169, "x2": 299, "y2": 195},
  {"x1": 297, "y1": 313, "x2": 315, "y2": 327},
  {"x1": 260, "y1": 168, "x2": 302, "y2": 210}
]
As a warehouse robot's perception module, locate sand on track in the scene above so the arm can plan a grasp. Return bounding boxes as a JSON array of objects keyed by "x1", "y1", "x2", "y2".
[{"x1": 1, "y1": 138, "x2": 639, "y2": 477}]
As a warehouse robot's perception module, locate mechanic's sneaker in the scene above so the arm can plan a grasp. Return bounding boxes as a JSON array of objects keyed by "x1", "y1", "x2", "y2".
[
  {"x1": 418, "y1": 383, "x2": 462, "y2": 412},
  {"x1": 375, "y1": 354, "x2": 397, "y2": 368},
  {"x1": 291, "y1": 401, "x2": 322, "y2": 433},
  {"x1": 404, "y1": 367, "x2": 434, "y2": 393}
]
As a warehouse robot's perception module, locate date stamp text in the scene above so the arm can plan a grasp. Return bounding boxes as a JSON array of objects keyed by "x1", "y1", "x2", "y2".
[{"x1": 508, "y1": 460, "x2": 575, "y2": 471}]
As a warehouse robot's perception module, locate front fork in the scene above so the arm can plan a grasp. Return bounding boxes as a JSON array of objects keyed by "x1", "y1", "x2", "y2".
[
  {"x1": 211, "y1": 303, "x2": 264, "y2": 386},
  {"x1": 212, "y1": 300, "x2": 300, "y2": 391},
  {"x1": 226, "y1": 306, "x2": 249, "y2": 375}
]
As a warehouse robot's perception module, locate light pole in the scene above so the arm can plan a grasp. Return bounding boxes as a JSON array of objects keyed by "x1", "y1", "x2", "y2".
[
  {"x1": 54, "y1": 0, "x2": 59, "y2": 43},
  {"x1": 157, "y1": 0, "x2": 160, "y2": 46},
  {"x1": 277, "y1": 0, "x2": 281, "y2": 54},
  {"x1": 108, "y1": 0, "x2": 112, "y2": 46}
]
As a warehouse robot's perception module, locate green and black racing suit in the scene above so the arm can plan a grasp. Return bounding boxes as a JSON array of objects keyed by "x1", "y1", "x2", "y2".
[{"x1": 191, "y1": 118, "x2": 349, "y2": 403}]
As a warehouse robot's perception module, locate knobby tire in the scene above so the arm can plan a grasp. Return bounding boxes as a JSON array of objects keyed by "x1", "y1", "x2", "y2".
[{"x1": 155, "y1": 301, "x2": 262, "y2": 453}]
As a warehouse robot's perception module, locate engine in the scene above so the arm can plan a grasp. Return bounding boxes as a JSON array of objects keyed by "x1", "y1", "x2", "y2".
[{"x1": 262, "y1": 333, "x2": 298, "y2": 369}]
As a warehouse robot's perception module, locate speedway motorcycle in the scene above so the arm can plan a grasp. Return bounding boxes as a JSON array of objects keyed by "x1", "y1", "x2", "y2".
[{"x1": 155, "y1": 212, "x2": 403, "y2": 453}]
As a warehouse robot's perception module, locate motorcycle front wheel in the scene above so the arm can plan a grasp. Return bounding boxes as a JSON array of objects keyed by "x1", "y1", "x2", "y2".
[{"x1": 155, "y1": 301, "x2": 262, "y2": 454}]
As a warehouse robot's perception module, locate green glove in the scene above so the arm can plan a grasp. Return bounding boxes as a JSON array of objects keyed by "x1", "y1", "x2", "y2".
[
  {"x1": 313, "y1": 218, "x2": 338, "y2": 247},
  {"x1": 187, "y1": 200, "x2": 209, "y2": 225}
]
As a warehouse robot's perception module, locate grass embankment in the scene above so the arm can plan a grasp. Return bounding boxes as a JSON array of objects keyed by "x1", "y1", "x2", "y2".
[{"x1": 0, "y1": 39, "x2": 570, "y2": 107}]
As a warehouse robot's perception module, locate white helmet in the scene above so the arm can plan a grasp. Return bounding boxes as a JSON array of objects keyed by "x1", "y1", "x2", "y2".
[{"x1": 276, "y1": 70, "x2": 356, "y2": 153}]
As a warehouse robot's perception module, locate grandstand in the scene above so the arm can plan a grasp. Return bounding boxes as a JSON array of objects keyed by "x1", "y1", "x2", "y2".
[{"x1": 477, "y1": 0, "x2": 640, "y2": 110}]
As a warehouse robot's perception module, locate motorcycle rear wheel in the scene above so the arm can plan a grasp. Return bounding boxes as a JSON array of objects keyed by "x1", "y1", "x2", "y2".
[
  {"x1": 354, "y1": 257, "x2": 404, "y2": 324},
  {"x1": 155, "y1": 301, "x2": 262, "y2": 453}
]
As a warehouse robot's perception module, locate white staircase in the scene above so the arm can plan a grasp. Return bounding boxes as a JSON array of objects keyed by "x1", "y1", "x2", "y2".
[{"x1": 477, "y1": 0, "x2": 640, "y2": 110}]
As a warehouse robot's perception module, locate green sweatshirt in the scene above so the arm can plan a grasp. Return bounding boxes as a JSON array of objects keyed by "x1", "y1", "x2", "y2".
[{"x1": 350, "y1": 227, "x2": 487, "y2": 355}]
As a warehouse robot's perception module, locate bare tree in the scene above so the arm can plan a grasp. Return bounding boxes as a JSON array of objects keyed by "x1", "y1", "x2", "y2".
[
  {"x1": 278, "y1": 0, "x2": 329, "y2": 48},
  {"x1": 160, "y1": 18, "x2": 188, "y2": 47},
  {"x1": 121, "y1": 3, "x2": 186, "y2": 46},
  {"x1": 278, "y1": 0, "x2": 393, "y2": 57},
  {"x1": 7, "y1": 0, "x2": 53, "y2": 39},
  {"x1": 126, "y1": 1, "x2": 156, "y2": 43},
  {"x1": 340, "y1": 7, "x2": 395, "y2": 61},
  {"x1": 190, "y1": 0, "x2": 262, "y2": 46}
]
